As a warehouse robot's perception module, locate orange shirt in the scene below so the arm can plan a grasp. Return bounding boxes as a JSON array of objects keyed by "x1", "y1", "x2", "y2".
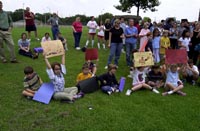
[{"x1": 76, "y1": 73, "x2": 92, "y2": 83}]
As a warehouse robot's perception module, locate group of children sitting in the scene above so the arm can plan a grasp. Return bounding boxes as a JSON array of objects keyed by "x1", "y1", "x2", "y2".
[{"x1": 18, "y1": 32, "x2": 68, "y2": 59}]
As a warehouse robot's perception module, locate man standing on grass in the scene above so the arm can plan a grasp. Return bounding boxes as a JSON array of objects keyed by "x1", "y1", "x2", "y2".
[
  {"x1": 47, "y1": 13, "x2": 60, "y2": 40},
  {"x1": 0, "y1": 1, "x2": 18, "y2": 63},
  {"x1": 24, "y1": 7, "x2": 40, "y2": 41}
]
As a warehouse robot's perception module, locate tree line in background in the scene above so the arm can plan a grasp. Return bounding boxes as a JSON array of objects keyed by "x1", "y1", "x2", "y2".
[{"x1": 8, "y1": 9, "x2": 114, "y2": 25}]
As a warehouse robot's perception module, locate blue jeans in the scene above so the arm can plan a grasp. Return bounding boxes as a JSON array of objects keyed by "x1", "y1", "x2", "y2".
[
  {"x1": 126, "y1": 42, "x2": 137, "y2": 66},
  {"x1": 101, "y1": 85, "x2": 118, "y2": 93},
  {"x1": 107, "y1": 42, "x2": 123, "y2": 66},
  {"x1": 51, "y1": 26, "x2": 59, "y2": 40},
  {"x1": 73, "y1": 32, "x2": 82, "y2": 48}
]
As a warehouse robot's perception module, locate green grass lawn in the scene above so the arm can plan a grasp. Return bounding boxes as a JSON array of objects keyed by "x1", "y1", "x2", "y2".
[{"x1": 0, "y1": 26, "x2": 200, "y2": 131}]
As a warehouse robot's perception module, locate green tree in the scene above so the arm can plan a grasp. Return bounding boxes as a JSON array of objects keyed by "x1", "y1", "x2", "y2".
[{"x1": 115, "y1": 0, "x2": 161, "y2": 17}]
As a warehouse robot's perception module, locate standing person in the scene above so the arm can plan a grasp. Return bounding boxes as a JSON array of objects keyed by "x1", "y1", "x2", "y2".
[
  {"x1": 152, "y1": 28, "x2": 161, "y2": 63},
  {"x1": 48, "y1": 13, "x2": 60, "y2": 40},
  {"x1": 85, "y1": 16, "x2": 98, "y2": 48},
  {"x1": 169, "y1": 22, "x2": 179, "y2": 49},
  {"x1": 124, "y1": 19, "x2": 138, "y2": 67},
  {"x1": 97, "y1": 21, "x2": 105, "y2": 49},
  {"x1": 139, "y1": 22, "x2": 150, "y2": 51},
  {"x1": 120, "y1": 17, "x2": 127, "y2": 53},
  {"x1": 0, "y1": 1, "x2": 18, "y2": 63},
  {"x1": 160, "y1": 30, "x2": 170, "y2": 61},
  {"x1": 24, "y1": 7, "x2": 39, "y2": 41},
  {"x1": 72, "y1": 17, "x2": 82, "y2": 50},
  {"x1": 104, "y1": 19, "x2": 124, "y2": 69},
  {"x1": 190, "y1": 22, "x2": 200, "y2": 65},
  {"x1": 104, "y1": 19, "x2": 112, "y2": 47}
]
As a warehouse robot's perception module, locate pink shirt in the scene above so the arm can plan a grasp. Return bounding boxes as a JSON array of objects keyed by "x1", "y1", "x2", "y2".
[{"x1": 72, "y1": 21, "x2": 83, "y2": 32}]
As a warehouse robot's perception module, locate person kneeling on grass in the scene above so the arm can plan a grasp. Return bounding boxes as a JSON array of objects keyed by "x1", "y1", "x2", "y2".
[
  {"x1": 98, "y1": 64, "x2": 119, "y2": 95},
  {"x1": 22, "y1": 66, "x2": 43, "y2": 99},
  {"x1": 18, "y1": 33, "x2": 38, "y2": 59},
  {"x1": 44, "y1": 53, "x2": 83, "y2": 103},
  {"x1": 126, "y1": 66, "x2": 160, "y2": 96},
  {"x1": 162, "y1": 64, "x2": 186, "y2": 96}
]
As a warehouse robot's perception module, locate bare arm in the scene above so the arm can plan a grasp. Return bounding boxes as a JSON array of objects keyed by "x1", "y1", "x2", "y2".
[
  {"x1": 61, "y1": 53, "x2": 65, "y2": 65},
  {"x1": 44, "y1": 54, "x2": 52, "y2": 69}
]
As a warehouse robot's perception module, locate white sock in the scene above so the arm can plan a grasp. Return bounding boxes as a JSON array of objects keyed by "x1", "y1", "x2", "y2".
[
  {"x1": 152, "y1": 88, "x2": 160, "y2": 94},
  {"x1": 103, "y1": 43, "x2": 105, "y2": 49},
  {"x1": 97, "y1": 43, "x2": 100, "y2": 49},
  {"x1": 92, "y1": 40, "x2": 94, "y2": 47},
  {"x1": 167, "y1": 91, "x2": 173, "y2": 95},
  {"x1": 85, "y1": 40, "x2": 89, "y2": 47}
]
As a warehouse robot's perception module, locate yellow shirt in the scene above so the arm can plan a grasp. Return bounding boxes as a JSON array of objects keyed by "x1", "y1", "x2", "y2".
[
  {"x1": 76, "y1": 73, "x2": 92, "y2": 83},
  {"x1": 160, "y1": 36, "x2": 170, "y2": 54}
]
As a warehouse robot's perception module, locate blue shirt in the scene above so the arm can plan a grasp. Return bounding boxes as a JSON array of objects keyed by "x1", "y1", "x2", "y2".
[
  {"x1": 152, "y1": 36, "x2": 160, "y2": 49},
  {"x1": 18, "y1": 39, "x2": 30, "y2": 48},
  {"x1": 125, "y1": 26, "x2": 138, "y2": 44}
]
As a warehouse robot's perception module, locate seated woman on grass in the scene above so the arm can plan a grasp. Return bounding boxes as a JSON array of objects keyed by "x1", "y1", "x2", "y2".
[
  {"x1": 18, "y1": 33, "x2": 38, "y2": 59},
  {"x1": 44, "y1": 53, "x2": 83, "y2": 103}
]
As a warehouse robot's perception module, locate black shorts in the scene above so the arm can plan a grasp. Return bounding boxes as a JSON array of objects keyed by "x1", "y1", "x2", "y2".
[{"x1": 26, "y1": 25, "x2": 37, "y2": 32}]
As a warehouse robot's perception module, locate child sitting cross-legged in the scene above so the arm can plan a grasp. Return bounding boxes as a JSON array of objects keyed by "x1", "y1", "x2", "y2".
[
  {"x1": 98, "y1": 64, "x2": 119, "y2": 95},
  {"x1": 147, "y1": 65, "x2": 164, "y2": 89},
  {"x1": 162, "y1": 64, "x2": 186, "y2": 96},
  {"x1": 76, "y1": 63, "x2": 92, "y2": 84},
  {"x1": 22, "y1": 66, "x2": 43, "y2": 99},
  {"x1": 126, "y1": 66, "x2": 160, "y2": 96}
]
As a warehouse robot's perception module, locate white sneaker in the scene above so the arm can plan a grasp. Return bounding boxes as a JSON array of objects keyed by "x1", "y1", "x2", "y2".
[
  {"x1": 126, "y1": 89, "x2": 132, "y2": 96},
  {"x1": 104, "y1": 66, "x2": 108, "y2": 69},
  {"x1": 28, "y1": 39, "x2": 31, "y2": 42},
  {"x1": 121, "y1": 49, "x2": 125, "y2": 53},
  {"x1": 107, "y1": 91, "x2": 112, "y2": 95},
  {"x1": 36, "y1": 38, "x2": 40, "y2": 41},
  {"x1": 76, "y1": 47, "x2": 81, "y2": 50},
  {"x1": 152, "y1": 88, "x2": 160, "y2": 94}
]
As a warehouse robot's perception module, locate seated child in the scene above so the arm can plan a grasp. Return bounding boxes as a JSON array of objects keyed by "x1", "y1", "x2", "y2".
[
  {"x1": 41, "y1": 32, "x2": 51, "y2": 42},
  {"x1": 57, "y1": 32, "x2": 68, "y2": 51},
  {"x1": 84, "y1": 60, "x2": 97, "y2": 76},
  {"x1": 44, "y1": 53, "x2": 82, "y2": 103},
  {"x1": 147, "y1": 65, "x2": 164, "y2": 89},
  {"x1": 22, "y1": 66, "x2": 43, "y2": 99},
  {"x1": 126, "y1": 66, "x2": 160, "y2": 96},
  {"x1": 162, "y1": 64, "x2": 186, "y2": 96},
  {"x1": 18, "y1": 33, "x2": 38, "y2": 59},
  {"x1": 76, "y1": 64, "x2": 92, "y2": 84},
  {"x1": 182, "y1": 59, "x2": 199, "y2": 85},
  {"x1": 98, "y1": 64, "x2": 119, "y2": 95}
]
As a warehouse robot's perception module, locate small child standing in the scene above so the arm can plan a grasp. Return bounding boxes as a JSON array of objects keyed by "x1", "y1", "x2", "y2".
[
  {"x1": 22, "y1": 66, "x2": 43, "y2": 99},
  {"x1": 147, "y1": 65, "x2": 164, "y2": 89},
  {"x1": 98, "y1": 64, "x2": 119, "y2": 95},
  {"x1": 76, "y1": 64, "x2": 92, "y2": 84},
  {"x1": 126, "y1": 66, "x2": 160, "y2": 96},
  {"x1": 160, "y1": 30, "x2": 170, "y2": 61},
  {"x1": 57, "y1": 32, "x2": 68, "y2": 51},
  {"x1": 162, "y1": 64, "x2": 186, "y2": 96},
  {"x1": 152, "y1": 28, "x2": 161, "y2": 63}
]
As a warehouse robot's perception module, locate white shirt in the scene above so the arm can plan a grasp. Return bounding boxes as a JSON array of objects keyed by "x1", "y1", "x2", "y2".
[
  {"x1": 87, "y1": 20, "x2": 98, "y2": 33},
  {"x1": 179, "y1": 37, "x2": 191, "y2": 51},
  {"x1": 132, "y1": 68, "x2": 149, "y2": 86},
  {"x1": 186, "y1": 65, "x2": 199, "y2": 76},
  {"x1": 41, "y1": 37, "x2": 51, "y2": 42},
  {"x1": 97, "y1": 25, "x2": 105, "y2": 36},
  {"x1": 46, "y1": 64, "x2": 66, "y2": 92}
]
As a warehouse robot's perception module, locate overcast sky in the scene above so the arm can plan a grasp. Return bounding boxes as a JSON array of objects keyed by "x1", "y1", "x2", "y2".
[{"x1": 1, "y1": 0, "x2": 200, "y2": 22}]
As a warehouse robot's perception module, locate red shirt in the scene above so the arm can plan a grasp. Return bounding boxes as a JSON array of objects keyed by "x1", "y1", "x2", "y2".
[
  {"x1": 25, "y1": 11, "x2": 35, "y2": 25},
  {"x1": 72, "y1": 21, "x2": 83, "y2": 32}
]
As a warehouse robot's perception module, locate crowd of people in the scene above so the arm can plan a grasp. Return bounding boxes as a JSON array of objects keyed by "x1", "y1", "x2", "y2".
[{"x1": 1, "y1": 1, "x2": 200, "y2": 103}]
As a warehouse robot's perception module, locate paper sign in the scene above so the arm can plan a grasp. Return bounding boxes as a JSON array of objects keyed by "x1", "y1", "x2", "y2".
[
  {"x1": 33, "y1": 82, "x2": 54, "y2": 104},
  {"x1": 41, "y1": 40, "x2": 64, "y2": 58},
  {"x1": 134, "y1": 51, "x2": 154, "y2": 67},
  {"x1": 119, "y1": 77, "x2": 125, "y2": 92},
  {"x1": 85, "y1": 48, "x2": 98, "y2": 61},
  {"x1": 165, "y1": 49, "x2": 187, "y2": 64}
]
